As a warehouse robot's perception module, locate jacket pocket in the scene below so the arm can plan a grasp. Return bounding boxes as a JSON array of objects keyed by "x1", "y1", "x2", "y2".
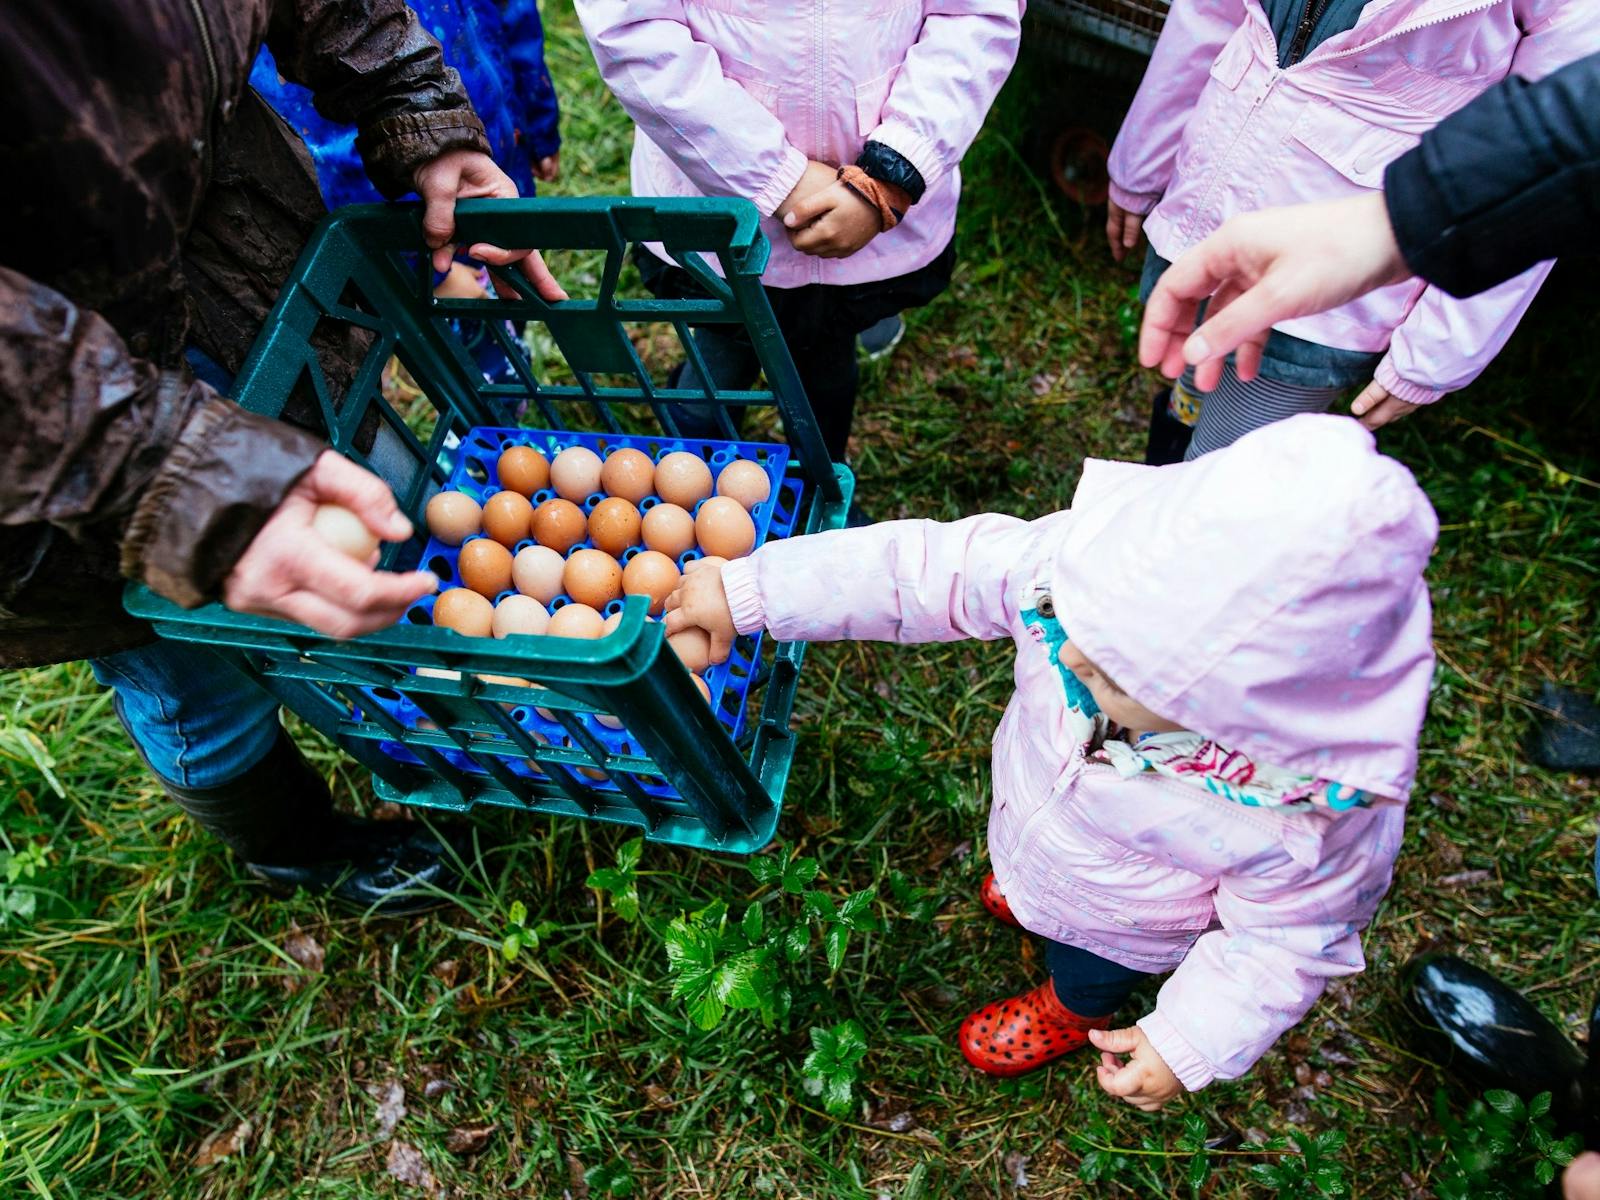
[
  {"x1": 1292, "y1": 99, "x2": 1420, "y2": 189},
  {"x1": 715, "y1": 52, "x2": 782, "y2": 117},
  {"x1": 855, "y1": 65, "x2": 901, "y2": 138},
  {"x1": 1372, "y1": 58, "x2": 1497, "y2": 120}
]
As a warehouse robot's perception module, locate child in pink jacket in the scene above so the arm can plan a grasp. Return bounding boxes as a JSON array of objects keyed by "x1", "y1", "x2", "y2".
[
  {"x1": 1106, "y1": 0, "x2": 1600, "y2": 464},
  {"x1": 575, "y1": 1, "x2": 1022, "y2": 470},
  {"x1": 665, "y1": 415, "x2": 1437, "y2": 1105}
]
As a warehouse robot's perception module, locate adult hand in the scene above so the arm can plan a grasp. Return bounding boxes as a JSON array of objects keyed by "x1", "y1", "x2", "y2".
[
  {"x1": 1564, "y1": 1151, "x2": 1600, "y2": 1200},
  {"x1": 662, "y1": 558, "x2": 737, "y2": 666},
  {"x1": 783, "y1": 180, "x2": 881, "y2": 259},
  {"x1": 1106, "y1": 197, "x2": 1145, "y2": 263},
  {"x1": 1140, "y1": 193, "x2": 1413, "y2": 391},
  {"x1": 413, "y1": 148, "x2": 567, "y2": 302},
  {"x1": 223, "y1": 451, "x2": 437, "y2": 639},
  {"x1": 534, "y1": 153, "x2": 560, "y2": 182},
  {"x1": 1088, "y1": 1026, "x2": 1183, "y2": 1112},
  {"x1": 1349, "y1": 380, "x2": 1420, "y2": 431}
]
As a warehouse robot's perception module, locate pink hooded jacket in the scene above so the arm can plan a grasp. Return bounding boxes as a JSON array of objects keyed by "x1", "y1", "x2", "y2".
[
  {"x1": 721, "y1": 416, "x2": 1438, "y2": 1090},
  {"x1": 1107, "y1": 0, "x2": 1600, "y2": 405},
  {"x1": 574, "y1": 0, "x2": 1023, "y2": 288}
]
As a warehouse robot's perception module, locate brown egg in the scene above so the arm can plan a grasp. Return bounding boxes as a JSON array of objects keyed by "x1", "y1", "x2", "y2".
[
  {"x1": 492, "y1": 594, "x2": 550, "y2": 638},
  {"x1": 667, "y1": 626, "x2": 711, "y2": 673},
  {"x1": 432, "y1": 587, "x2": 493, "y2": 637},
  {"x1": 621, "y1": 550, "x2": 679, "y2": 615},
  {"x1": 694, "y1": 496, "x2": 756, "y2": 559},
  {"x1": 425, "y1": 491, "x2": 482, "y2": 546},
  {"x1": 530, "y1": 498, "x2": 587, "y2": 554},
  {"x1": 564, "y1": 548, "x2": 624, "y2": 610},
  {"x1": 601, "y1": 612, "x2": 623, "y2": 636},
  {"x1": 512, "y1": 544, "x2": 566, "y2": 604},
  {"x1": 497, "y1": 445, "x2": 550, "y2": 496},
  {"x1": 588, "y1": 497, "x2": 641, "y2": 557},
  {"x1": 641, "y1": 503, "x2": 696, "y2": 559},
  {"x1": 549, "y1": 446, "x2": 604, "y2": 502},
  {"x1": 458, "y1": 537, "x2": 513, "y2": 597},
  {"x1": 690, "y1": 673, "x2": 712, "y2": 703},
  {"x1": 482, "y1": 490, "x2": 533, "y2": 547},
  {"x1": 599, "y1": 447, "x2": 656, "y2": 503},
  {"x1": 716, "y1": 460, "x2": 772, "y2": 511},
  {"x1": 312, "y1": 504, "x2": 379, "y2": 560},
  {"x1": 654, "y1": 451, "x2": 713, "y2": 508},
  {"x1": 547, "y1": 602, "x2": 605, "y2": 639},
  {"x1": 434, "y1": 261, "x2": 488, "y2": 300}
]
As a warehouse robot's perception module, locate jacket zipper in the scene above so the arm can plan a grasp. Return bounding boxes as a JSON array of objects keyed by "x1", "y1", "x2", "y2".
[
  {"x1": 1299, "y1": 0, "x2": 1502, "y2": 68},
  {"x1": 1285, "y1": 0, "x2": 1334, "y2": 65},
  {"x1": 184, "y1": 0, "x2": 219, "y2": 177}
]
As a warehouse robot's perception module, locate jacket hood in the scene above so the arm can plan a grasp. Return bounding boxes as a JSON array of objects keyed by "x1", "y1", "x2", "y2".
[{"x1": 1053, "y1": 415, "x2": 1437, "y2": 801}]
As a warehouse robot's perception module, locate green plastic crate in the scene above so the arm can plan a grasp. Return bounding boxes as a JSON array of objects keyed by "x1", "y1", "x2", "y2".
[{"x1": 123, "y1": 197, "x2": 852, "y2": 854}]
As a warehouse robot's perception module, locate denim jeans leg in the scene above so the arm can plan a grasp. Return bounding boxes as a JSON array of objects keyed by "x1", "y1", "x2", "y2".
[{"x1": 91, "y1": 641, "x2": 283, "y2": 789}]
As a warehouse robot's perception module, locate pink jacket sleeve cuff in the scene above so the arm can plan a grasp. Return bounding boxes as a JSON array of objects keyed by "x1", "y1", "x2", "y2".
[
  {"x1": 1373, "y1": 357, "x2": 1446, "y2": 406},
  {"x1": 1108, "y1": 180, "x2": 1162, "y2": 216},
  {"x1": 752, "y1": 146, "x2": 810, "y2": 220},
  {"x1": 1137, "y1": 1009, "x2": 1215, "y2": 1092},
  {"x1": 721, "y1": 556, "x2": 767, "y2": 636},
  {"x1": 868, "y1": 120, "x2": 944, "y2": 193}
]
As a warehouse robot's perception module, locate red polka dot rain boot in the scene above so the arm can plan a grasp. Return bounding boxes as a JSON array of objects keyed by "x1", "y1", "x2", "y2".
[
  {"x1": 980, "y1": 873, "x2": 1021, "y2": 928},
  {"x1": 958, "y1": 980, "x2": 1111, "y2": 1077}
]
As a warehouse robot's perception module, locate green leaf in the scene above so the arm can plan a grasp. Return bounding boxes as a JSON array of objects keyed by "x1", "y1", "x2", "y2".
[
  {"x1": 1078, "y1": 1150, "x2": 1106, "y2": 1183},
  {"x1": 501, "y1": 930, "x2": 523, "y2": 961},
  {"x1": 822, "y1": 1070, "x2": 854, "y2": 1117},
  {"x1": 587, "y1": 868, "x2": 627, "y2": 893},
  {"x1": 837, "y1": 887, "x2": 878, "y2": 930},
  {"x1": 1528, "y1": 1091, "x2": 1552, "y2": 1120},
  {"x1": 741, "y1": 903, "x2": 764, "y2": 945},
  {"x1": 782, "y1": 856, "x2": 821, "y2": 894},
  {"x1": 684, "y1": 988, "x2": 725, "y2": 1030},
  {"x1": 1484, "y1": 1089, "x2": 1523, "y2": 1120},
  {"x1": 802, "y1": 890, "x2": 838, "y2": 922},
  {"x1": 824, "y1": 924, "x2": 849, "y2": 972},
  {"x1": 782, "y1": 925, "x2": 809, "y2": 962},
  {"x1": 508, "y1": 899, "x2": 528, "y2": 927},
  {"x1": 615, "y1": 837, "x2": 644, "y2": 872},
  {"x1": 1535, "y1": 1158, "x2": 1555, "y2": 1186},
  {"x1": 748, "y1": 856, "x2": 783, "y2": 885},
  {"x1": 712, "y1": 950, "x2": 766, "y2": 1010},
  {"x1": 612, "y1": 887, "x2": 640, "y2": 923},
  {"x1": 1187, "y1": 1149, "x2": 1210, "y2": 1195}
]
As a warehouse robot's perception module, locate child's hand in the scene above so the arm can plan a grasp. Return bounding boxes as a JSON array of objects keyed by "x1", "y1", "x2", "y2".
[
  {"x1": 534, "y1": 153, "x2": 561, "y2": 183},
  {"x1": 1088, "y1": 1026, "x2": 1183, "y2": 1111},
  {"x1": 1349, "y1": 380, "x2": 1420, "y2": 431},
  {"x1": 783, "y1": 182, "x2": 881, "y2": 259},
  {"x1": 776, "y1": 160, "x2": 840, "y2": 223},
  {"x1": 1106, "y1": 198, "x2": 1145, "y2": 263},
  {"x1": 662, "y1": 558, "x2": 736, "y2": 665}
]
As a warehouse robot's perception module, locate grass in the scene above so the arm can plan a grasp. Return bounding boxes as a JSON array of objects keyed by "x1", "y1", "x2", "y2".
[{"x1": 3, "y1": 4, "x2": 1598, "y2": 1196}]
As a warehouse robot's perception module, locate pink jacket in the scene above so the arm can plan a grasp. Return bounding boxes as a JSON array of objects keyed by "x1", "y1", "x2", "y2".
[
  {"x1": 722, "y1": 416, "x2": 1438, "y2": 1090},
  {"x1": 574, "y1": 0, "x2": 1023, "y2": 288},
  {"x1": 1108, "y1": 0, "x2": 1600, "y2": 404}
]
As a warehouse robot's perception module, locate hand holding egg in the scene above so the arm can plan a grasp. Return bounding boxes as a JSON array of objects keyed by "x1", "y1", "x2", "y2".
[
  {"x1": 662, "y1": 555, "x2": 737, "y2": 667},
  {"x1": 224, "y1": 451, "x2": 437, "y2": 639}
]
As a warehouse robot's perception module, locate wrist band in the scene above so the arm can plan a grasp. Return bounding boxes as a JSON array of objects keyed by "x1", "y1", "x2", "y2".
[{"x1": 836, "y1": 164, "x2": 913, "y2": 231}]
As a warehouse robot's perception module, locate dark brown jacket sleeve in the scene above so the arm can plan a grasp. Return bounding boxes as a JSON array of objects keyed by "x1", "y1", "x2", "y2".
[
  {"x1": 0, "y1": 266, "x2": 323, "y2": 608},
  {"x1": 267, "y1": 0, "x2": 493, "y2": 199}
]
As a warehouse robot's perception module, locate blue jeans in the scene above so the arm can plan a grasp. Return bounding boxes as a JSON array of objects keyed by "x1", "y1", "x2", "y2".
[
  {"x1": 1045, "y1": 939, "x2": 1152, "y2": 1018},
  {"x1": 92, "y1": 639, "x2": 282, "y2": 789}
]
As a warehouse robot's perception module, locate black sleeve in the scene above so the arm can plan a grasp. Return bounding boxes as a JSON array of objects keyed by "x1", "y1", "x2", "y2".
[{"x1": 1383, "y1": 51, "x2": 1600, "y2": 299}]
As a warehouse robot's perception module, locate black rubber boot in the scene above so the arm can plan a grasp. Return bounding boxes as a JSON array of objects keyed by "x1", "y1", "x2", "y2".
[
  {"x1": 1144, "y1": 387, "x2": 1194, "y2": 465},
  {"x1": 1403, "y1": 953, "x2": 1591, "y2": 1137},
  {"x1": 1531, "y1": 682, "x2": 1600, "y2": 772},
  {"x1": 116, "y1": 700, "x2": 453, "y2": 914}
]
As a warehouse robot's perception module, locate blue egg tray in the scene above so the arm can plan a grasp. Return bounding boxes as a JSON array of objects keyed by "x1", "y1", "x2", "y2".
[{"x1": 365, "y1": 425, "x2": 805, "y2": 799}]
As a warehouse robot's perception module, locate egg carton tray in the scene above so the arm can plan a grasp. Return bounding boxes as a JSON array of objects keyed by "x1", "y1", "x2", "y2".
[{"x1": 365, "y1": 424, "x2": 802, "y2": 800}]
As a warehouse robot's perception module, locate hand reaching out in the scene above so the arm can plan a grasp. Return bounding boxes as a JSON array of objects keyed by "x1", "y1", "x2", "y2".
[
  {"x1": 662, "y1": 557, "x2": 737, "y2": 666},
  {"x1": 1349, "y1": 380, "x2": 1420, "y2": 431},
  {"x1": 1088, "y1": 1025, "x2": 1183, "y2": 1112}
]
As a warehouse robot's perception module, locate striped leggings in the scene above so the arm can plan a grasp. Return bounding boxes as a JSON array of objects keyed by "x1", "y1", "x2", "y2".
[{"x1": 1174, "y1": 361, "x2": 1345, "y2": 461}]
